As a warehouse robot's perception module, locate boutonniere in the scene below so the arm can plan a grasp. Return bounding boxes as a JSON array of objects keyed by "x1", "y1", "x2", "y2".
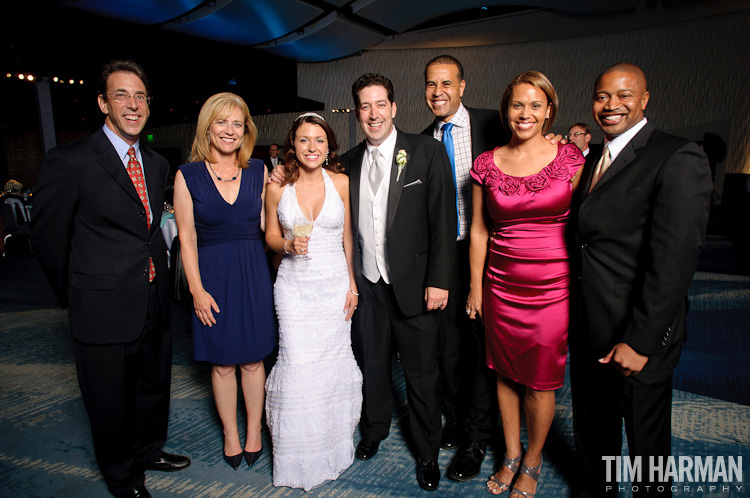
[{"x1": 396, "y1": 149, "x2": 408, "y2": 181}]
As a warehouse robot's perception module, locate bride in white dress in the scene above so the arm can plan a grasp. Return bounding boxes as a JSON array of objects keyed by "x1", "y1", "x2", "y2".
[{"x1": 264, "y1": 113, "x2": 362, "y2": 491}]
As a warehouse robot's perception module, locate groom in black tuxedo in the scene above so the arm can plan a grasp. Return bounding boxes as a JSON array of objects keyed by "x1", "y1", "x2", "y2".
[
  {"x1": 569, "y1": 63, "x2": 712, "y2": 497},
  {"x1": 340, "y1": 73, "x2": 456, "y2": 491},
  {"x1": 32, "y1": 60, "x2": 189, "y2": 498}
]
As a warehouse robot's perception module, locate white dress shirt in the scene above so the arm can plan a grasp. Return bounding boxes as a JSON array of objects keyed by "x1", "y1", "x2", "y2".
[
  {"x1": 359, "y1": 127, "x2": 397, "y2": 284},
  {"x1": 603, "y1": 118, "x2": 648, "y2": 162}
]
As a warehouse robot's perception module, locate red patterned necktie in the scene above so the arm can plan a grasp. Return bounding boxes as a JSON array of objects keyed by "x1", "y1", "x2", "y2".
[{"x1": 127, "y1": 147, "x2": 155, "y2": 282}]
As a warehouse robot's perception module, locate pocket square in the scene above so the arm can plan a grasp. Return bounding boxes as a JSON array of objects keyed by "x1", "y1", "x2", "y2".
[{"x1": 403, "y1": 179, "x2": 423, "y2": 188}]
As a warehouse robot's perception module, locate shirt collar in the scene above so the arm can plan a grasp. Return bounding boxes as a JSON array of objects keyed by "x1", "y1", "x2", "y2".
[
  {"x1": 102, "y1": 123, "x2": 140, "y2": 162},
  {"x1": 437, "y1": 103, "x2": 469, "y2": 130},
  {"x1": 366, "y1": 126, "x2": 398, "y2": 157},
  {"x1": 603, "y1": 118, "x2": 648, "y2": 162}
]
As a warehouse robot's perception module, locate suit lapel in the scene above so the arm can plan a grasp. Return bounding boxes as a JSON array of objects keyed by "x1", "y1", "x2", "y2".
[
  {"x1": 92, "y1": 130, "x2": 143, "y2": 208},
  {"x1": 386, "y1": 130, "x2": 409, "y2": 230},
  {"x1": 348, "y1": 142, "x2": 366, "y2": 233},
  {"x1": 580, "y1": 146, "x2": 600, "y2": 200},
  {"x1": 586, "y1": 121, "x2": 656, "y2": 196},
  {"x1": 141, "y1": 146, "x2": 165, "y2": 234}
]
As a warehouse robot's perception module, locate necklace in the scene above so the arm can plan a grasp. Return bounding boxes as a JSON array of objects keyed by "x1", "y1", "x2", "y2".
[{"x1": 207, "y1": 163, "x2": 241, "y2": 182}]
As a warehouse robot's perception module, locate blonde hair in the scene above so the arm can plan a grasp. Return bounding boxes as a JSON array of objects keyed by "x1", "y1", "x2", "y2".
[
  {"x1": 500, "y1": 71, "x2": 559, "y2": 135},
  {"x1": 190, "y1": 92, "x2": 257, "y2": 167}
]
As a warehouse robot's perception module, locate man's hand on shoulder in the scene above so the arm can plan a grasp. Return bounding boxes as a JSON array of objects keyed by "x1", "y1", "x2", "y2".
[
  {"x1": 544, "y1": 133, "x2": 568, "y2": 145},
  {"x1": 599, "y1": 343, "x2": 649, "y2": 377},
  {"x1": 268, "y1": 164, "x2": 287, "y2": 184}
]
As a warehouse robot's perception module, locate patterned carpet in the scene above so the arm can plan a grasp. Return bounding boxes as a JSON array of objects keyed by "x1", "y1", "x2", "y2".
[{"x1": 0, "y1": 235, "x2": 748, "y2": 497}]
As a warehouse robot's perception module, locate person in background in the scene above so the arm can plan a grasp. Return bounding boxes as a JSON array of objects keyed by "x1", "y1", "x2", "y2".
[
  {"x1": 32, "y1": 59, "x2": 189, "y2": 498},
  {"x1": 173, "y1": 92, "x2": 275, "y2": 470},
  {"x1": 265, "y1": 143, "x2": 284, "y2": 173},
  {"x1": 466, "y1": 71, "x2": 584, "y2": 498},
  {"x1": 568, "y1": 122, "x2": 599, "y2": 158}
]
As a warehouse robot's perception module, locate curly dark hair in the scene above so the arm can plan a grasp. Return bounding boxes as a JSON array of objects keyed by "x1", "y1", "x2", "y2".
[
  {"x1": 281, "y1": 114, "x2": 342, "y2": 186},
  {"x1": 351, "y1": 73, "x2": 394, "y2": 108}
]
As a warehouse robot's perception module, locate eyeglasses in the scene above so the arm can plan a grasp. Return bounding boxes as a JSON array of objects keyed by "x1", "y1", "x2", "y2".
[
  {"x1": 106, "y1": 92, "x2": 151, "y2": 105},
  {"x1": 568, "y1": 132, "x2": 586, "y2": 138}
]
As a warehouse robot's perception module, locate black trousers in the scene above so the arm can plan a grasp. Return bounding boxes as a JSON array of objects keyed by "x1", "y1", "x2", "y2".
[
  {"x1": 570, "y1": 344, "x2": 673, "y2": 498},
  {"x1": 439, "y1": 239, "x2": 497, "y2": 442},
  {"x1": 352, "y1": 278, "x2": 442, "y2": 461},
  {"x1": 73, "y1": 282, "x2": 171, "y2": 497}
]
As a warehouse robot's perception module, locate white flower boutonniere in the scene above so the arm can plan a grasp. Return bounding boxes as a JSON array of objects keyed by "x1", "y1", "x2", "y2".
[{"x1": 396, "y1": 149, "x2": 408, "y2": 181}]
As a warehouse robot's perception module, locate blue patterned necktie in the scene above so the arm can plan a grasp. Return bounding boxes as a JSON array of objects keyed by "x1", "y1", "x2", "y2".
[{"x1": 441, "y1": 122, "x2": 460, "y2": 238}]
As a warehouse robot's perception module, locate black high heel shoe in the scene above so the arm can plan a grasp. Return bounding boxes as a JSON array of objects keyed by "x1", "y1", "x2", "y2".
[
  {"x1": 244, "y1": 447, "x2": 262, "y2": 467},
  {"x1": 223, "y1": 452, "x2": 243, "y2": 470}
]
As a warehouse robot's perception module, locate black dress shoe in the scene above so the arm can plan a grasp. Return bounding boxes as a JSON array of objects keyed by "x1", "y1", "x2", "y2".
[
  {"x1": 417, "y1": 458, "x2": 440, "y2": 491},
  {"x1": 448, "y1": 440, "x2": 486, "y2": 481},
  {"x1": 441, "y1": 421, "x2": 462, "y2": 450},
  {"x1": 122, "y1": 486, "x2": 152, "y2": 498},
  {"x1": 144, "y1": 452, "x2": 191, "y2": 472},
  {"x1": 355, "y1": 438, "x2": 380, "y2": 460}
]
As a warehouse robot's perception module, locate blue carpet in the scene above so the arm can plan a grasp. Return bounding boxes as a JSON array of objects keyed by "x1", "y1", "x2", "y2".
[{"x1": 1, "y1": 235, "x2": 749, "y2": 497}]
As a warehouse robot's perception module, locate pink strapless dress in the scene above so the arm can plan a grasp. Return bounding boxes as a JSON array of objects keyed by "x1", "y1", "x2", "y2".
[{"x1": 471, "y1": 143, "x2": 583, "y2": 390}]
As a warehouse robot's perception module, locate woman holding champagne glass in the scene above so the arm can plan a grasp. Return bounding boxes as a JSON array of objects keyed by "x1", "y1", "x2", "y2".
[{"x1": 264, "y1": 112, "x2": 362, "y2": 491}]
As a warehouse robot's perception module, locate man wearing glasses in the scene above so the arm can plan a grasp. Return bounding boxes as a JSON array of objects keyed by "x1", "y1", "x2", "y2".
[
  {"x1": 32, "y1": 60, "x2": 189, "y2": 498},
  {"x1": 568, "y1": 122, "x2": 599, "y2": 158}
]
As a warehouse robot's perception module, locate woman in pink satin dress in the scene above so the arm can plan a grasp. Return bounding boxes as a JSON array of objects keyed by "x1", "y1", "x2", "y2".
[{"x1": 466, "y1": 71, "x2": 584, "y2": 497}]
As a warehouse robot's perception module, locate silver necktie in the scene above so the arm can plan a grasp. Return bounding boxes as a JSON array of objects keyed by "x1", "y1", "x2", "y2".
[{"x1": 368, "y1": 148, "x2": 383, "y2": 194}]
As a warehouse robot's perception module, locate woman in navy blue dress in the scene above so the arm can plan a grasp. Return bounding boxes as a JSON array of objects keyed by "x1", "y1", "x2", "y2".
[{"x1": 174, "y1": 93, "x2": 275, "y2": 469}]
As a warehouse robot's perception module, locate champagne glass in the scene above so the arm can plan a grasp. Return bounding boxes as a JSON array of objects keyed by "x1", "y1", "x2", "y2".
[{"x1": 293, "y1": 208, "x2": 314, "y2": 257}]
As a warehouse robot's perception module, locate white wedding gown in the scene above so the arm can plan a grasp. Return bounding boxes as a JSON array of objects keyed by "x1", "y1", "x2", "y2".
[{"x1": 265, "y1": 169, "x2": 362, "y2": 491}]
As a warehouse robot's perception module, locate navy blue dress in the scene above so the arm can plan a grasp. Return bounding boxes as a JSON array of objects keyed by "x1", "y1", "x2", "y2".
[{"x1": 180, "y1": 159, "x2": 276, "y2": 365}]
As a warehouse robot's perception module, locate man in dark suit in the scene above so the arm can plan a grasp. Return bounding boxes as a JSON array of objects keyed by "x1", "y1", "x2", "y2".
[
  {"x1": 420, "y1": 54, "x2": 506, "y2": 481},
  {"x1": 341, "y1": 73, "x2": 456, "y2": 491},
  {"x1": 31, "y1": 60, "x2": 189, "y2": 498},
  {"x1": 569, "y1": 63, "x2": 712, "y2": 498},
  {"x1": 264, "y1": 143, "x2": 284, "y2": 173}
]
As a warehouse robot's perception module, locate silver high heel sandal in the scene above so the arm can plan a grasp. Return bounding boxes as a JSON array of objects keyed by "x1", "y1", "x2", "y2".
[{"x1": 486, "y1": 449, "x2": 524, "y2": 495}]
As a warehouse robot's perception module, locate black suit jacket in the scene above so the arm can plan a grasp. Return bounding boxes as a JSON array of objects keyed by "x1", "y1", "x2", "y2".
[
  {"x1": 421, "y1": 106, "x2": 507, "y2": 162},
  {"x1": 569, "y1": 121, "x2": 712, "y2": 374},
  {"x1": 265, "y1": 155, "x2": 284, "y2": 173},
  {"x1": 32, "y1": 127, "x2": 171, "y2": 344},
  {"x1": 340, "y1": 129, "x2": 457, "y2": 317}
]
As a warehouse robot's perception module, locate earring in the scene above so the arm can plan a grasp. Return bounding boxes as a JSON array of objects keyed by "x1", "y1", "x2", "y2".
[{"x1": 325, "y1": 152, "x2": 329, "y2": 167}]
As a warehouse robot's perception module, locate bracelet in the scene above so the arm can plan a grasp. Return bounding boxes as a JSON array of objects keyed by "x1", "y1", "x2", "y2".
[
  {"x1": 348, "y1": 289, "x2": 359, "y2": 296},
  {"x1": 283, "y1": 240, "x2": 289, "y2": 254}
]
